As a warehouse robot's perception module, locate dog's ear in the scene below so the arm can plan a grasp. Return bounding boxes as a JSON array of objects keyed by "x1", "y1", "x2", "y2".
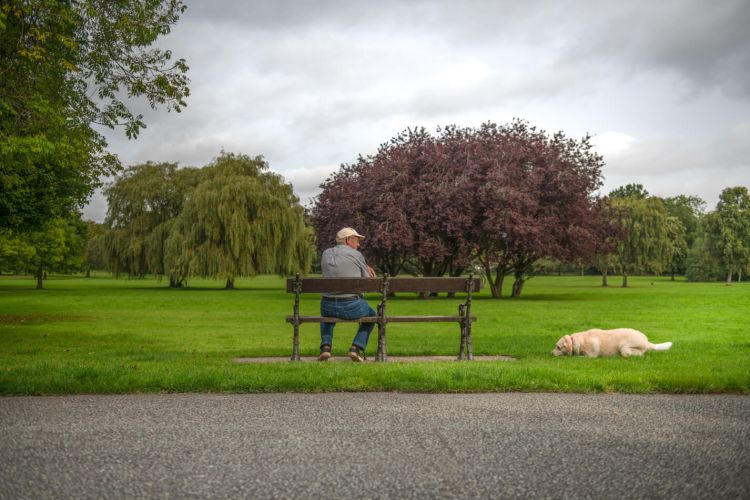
[
  {"x1": 563, "y1": 335, "x2": 573, "y2": 355},
  {"x1": 553, "y1": 338, "x2": 564, "y2": 354}
]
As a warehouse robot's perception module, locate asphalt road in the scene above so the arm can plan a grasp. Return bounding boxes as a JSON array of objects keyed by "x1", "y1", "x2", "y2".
[{"x1": 1, "y1": 393, "x2": 748, "y2": 499}]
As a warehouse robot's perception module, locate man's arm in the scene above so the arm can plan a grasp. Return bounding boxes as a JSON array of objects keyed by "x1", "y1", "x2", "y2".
[{"x1": 350, "y1": 249, "x2": 375, "y2": 278}]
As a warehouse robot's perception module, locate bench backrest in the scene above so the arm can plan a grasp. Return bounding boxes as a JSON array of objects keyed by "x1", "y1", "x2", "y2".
[{"x1": 286, "y1": 277, "x2": 481, "y2": 294}]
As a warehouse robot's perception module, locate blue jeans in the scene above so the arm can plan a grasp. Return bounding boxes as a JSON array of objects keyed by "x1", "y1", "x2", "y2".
[{"x1": 320, "y1": 298, "x2": 376, "y2": 351}]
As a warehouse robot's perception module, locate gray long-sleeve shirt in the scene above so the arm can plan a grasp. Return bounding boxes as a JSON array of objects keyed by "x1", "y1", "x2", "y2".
[{"x1": 320, "y1": 244, "x2": 370, "y2": 298}]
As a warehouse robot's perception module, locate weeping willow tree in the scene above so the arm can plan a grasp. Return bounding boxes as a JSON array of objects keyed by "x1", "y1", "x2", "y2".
[
  {"x1": 104, "y1": 162, "x2": 201, "y2": 285},
  {"x1": 165, "y1": 154, "x2": 313, "y2": 288},
  {"x1": 610, "y1": 196, "x2": 673, "y2": 287}
]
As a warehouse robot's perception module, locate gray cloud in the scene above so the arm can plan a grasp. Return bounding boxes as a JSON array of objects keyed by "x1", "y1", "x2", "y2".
[
  {"x1": 597, "y1": 122, "x2": 750, "y2": 206},
  {"x1": 558, "y1": 0, "x2": 750, "y2": 97},
  {"x1": 185, "y1": 0, "x2": 750, "y2": 97},
  {"x1": 84, "y1": 0, "x2": 750, "y2": 221}
]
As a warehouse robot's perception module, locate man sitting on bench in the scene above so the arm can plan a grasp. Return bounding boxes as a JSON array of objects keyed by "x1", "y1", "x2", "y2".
[{"x1": 319, "y1": 227, "x2": 377, "y2": 362}]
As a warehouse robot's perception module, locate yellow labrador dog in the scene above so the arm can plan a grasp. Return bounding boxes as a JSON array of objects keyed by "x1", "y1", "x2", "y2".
[{"x1": 552, "y1": 328, "x2": 672, "y2": 358}]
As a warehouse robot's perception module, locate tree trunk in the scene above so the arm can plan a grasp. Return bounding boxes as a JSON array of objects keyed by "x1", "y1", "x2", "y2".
[
  {"x1": 726, "y1": 270, "x2": 732, "y2": 286},
  {"x1": 485, "y1": 270, "x2": 505, "y2": 299},
  {"x1": 169, "y1": 277, "x2": 183, "y2": 288},
  {"x1": 482, "y1": 262, "x2": 500, "y2": 299},
  {"x1": 601, "y1": 271, "x2": 608, "y2": 287},
  {"x1": 622, "y1": 271, "x2": 629, "y2": 288},
  {"x1": 488, "y1": 280, "x2": 499, "y2": 298},
  {"x1": 86, "y1": 268, "x2": 91, "y2": 278},
  {"x1": 511, "y1": 276, "x2": 525, "y2": 297},
  {"x1": 493, "y1": 269, "x2": 506, "y2": 299},
  {"x1": 36, "y1": 267, "x2": 44, "y2": 290},
  {"x1": 739, "y1": 270, "x2": 743, "y2": 283},
  {"x1": 225, "y1": 277, "x2": 235, "y2": 289}
]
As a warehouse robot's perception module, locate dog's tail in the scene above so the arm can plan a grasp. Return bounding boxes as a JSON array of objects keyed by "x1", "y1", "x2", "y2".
[{"x1": 648, "y1": 341, "x2": 672, "y2": 351}]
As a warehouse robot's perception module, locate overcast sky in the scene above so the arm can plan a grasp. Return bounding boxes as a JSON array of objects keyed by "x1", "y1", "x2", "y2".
[{"x1": 86, "y1": 0, "x2": 750, "y2": 221}]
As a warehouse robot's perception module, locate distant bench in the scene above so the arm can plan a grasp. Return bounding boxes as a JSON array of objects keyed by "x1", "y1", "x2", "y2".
[{"x1": 285, "y1": 275, "x2": 480, "y2": 362}]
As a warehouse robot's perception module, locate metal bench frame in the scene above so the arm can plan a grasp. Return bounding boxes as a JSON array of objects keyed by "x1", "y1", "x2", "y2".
[{"x1": 286, "y1": 274, "x2": 479, "y2": 362}]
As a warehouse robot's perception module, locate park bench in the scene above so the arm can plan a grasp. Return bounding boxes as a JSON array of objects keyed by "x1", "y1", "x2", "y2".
[{"x1": 285, "y1": 274, "x2": 480, "y2": 362}]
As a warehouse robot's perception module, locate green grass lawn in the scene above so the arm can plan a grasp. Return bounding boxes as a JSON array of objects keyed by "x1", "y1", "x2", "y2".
[{"x1": 0, "y1": 274, "x2": 748, "y2": 395}]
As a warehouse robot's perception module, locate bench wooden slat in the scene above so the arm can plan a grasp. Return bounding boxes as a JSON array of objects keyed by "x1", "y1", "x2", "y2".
[
  {"x1": 286, "y1": 315, "x2": 379, "y2": 323},
  {"x1": 286, "y1": 278, "x2": 382, "y2": 294},
  {"x1": 387, "y1": 277, "x2": 482, "y2": 293},
  {"x1": 286, "y1": 315, "x2": 478, "y2": 324},
  {"x1": 382, "y1": 316, "x2": 478, "y2": 323},
  {"x1": 286, "y1": 277, "x2": 482, "y2": 294}
]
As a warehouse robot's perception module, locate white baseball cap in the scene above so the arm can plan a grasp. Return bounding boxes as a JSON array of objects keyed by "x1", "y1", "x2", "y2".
[{"x1": 336, "y1": 227, "x2": 365, "y2": 240}]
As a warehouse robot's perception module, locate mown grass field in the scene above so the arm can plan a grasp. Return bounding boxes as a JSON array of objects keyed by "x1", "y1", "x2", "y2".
[{"x1": 0, "y1": 274, "x2": 748, "y2": 395}]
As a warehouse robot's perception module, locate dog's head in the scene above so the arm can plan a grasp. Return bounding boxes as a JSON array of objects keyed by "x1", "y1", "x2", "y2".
[{"x1": 552, "y1": 335, "x2": 573, "y2": 356}]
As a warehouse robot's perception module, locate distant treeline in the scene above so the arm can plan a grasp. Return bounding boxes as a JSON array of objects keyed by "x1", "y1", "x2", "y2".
[{"x1": 2, "y1": 122, "x2": 748, "y2": 296}]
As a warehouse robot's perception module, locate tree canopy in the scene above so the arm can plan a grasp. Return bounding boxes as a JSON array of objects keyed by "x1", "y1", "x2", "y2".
[
  {"x1": 165, "y1": 154, "x2": 313, "y2": 288},
  {"x1": 104, "y1": 162, "x2": 200, "y2": 282},
  {"x1": 0, "y1": 213, "x2": 86, "y2": 288},
  {"x1": 609, "y1": 183, "x2": 650, "y2": 200},
  {"x1": 312, "y1": 120, "x2": 610, "y2": 298},
  {"x1": 83, "y1": 220, "x2": 107, "y2": 276},
  {"x1": 608, "y1": 194, "x2": 674, "y2": 287},
  {"x1": 103, "y1": 153, "x2": 313, "y2": 288},
  {"x1": 0, "y1": 0, "x2": 189, "y2": 231},
  {"x1": 662, "y1": 195, "x2": 705, "y2": 278},
  {"x1": 703, "y1": 186, "x2": 750, "y2": 284}
]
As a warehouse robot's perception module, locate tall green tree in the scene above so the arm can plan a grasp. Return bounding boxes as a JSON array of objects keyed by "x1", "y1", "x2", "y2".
[
  {"x1": 662, "y1": 195, "x2": 705, "y2": 278},
  {"x1": 165, "y1": 154, "x2": 313, "y2": 289},
  {"x1": 703, "y1": 186, "x2": 750, "y2": 285},
  {"x1": 609, "y1": 183, "x2": 649, "y2": 200},
  {"x1": 2, "y1": 214, "x2": 86, "y2": 288},
  {"x1": 104, "y1": 162, "x2": 200, "y2": 284},
  {"x1": 664, "y1": 215, "x2": 687, "y2": 280},
  {"x1": 594, "y1": 199, "x2": 627, "y2": 287},
  {"x1": 32, "y1": 216, "x2": 87, "y2": 288},
  {"x1": 685, "y1": 234, "x2": 725, "y2": 282},
  {"x1": 83, "y1": 220, "x2": 107, "y2": 277},
  {"x1": 663, "y1": 195, "x2": 705, "y2": 247},
  {"x1": 0, "y1": 228, "x2": 34, "y2": 273},
  {"x1": 609, "y1": 195, "x2": 672, "y2": 287},
  {"x1": 0, "y1": 0, "x2": 189, "y2": 231}
]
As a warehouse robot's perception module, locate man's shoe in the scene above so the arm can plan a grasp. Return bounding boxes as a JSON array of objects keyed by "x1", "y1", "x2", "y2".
[
  {"x1": 318, "y1": 345, "x2": 332, "y2": 361},
  {"x1": 348, "y1": 347, "x2": 365, "y2": 362}
]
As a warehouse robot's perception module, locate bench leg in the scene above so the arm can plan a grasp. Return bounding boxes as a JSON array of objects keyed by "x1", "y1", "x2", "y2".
[
  {"x1": 291, "y1": 322, "x2": 300, "y2": 361},
  {"x1": 457, "y1": 304, "x2": 467, "y2": 360},
  {"x1": 377, "y1": 303, "x2": 387, "y2": 362},
  {"x1": 291, "y1": 276, "x2": 302, "y2": 361},
  {"x1": 377, "y1": 323, "x2": 387, "y2": 362},
  {"x1": 465, "y1": 319, "x2": 474, "y2": 361}
]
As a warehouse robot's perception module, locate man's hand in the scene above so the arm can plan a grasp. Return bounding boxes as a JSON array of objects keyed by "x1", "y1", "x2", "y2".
[{"x1": 367, "y1": 265, "x2": 376, "y2": 278}]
